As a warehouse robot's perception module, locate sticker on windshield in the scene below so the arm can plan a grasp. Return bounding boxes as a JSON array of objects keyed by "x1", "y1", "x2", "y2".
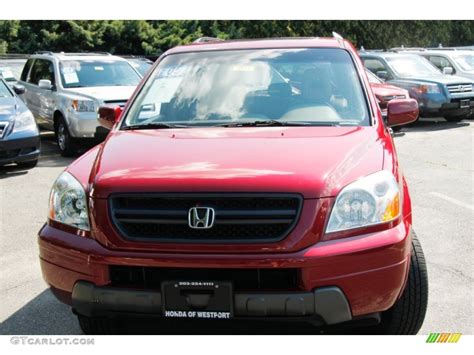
[
  {"x1": 63, "y1": 72, "x2": 79, "y2": 84},
  {"x1": 94, "y1": 66, "x2": 104, "y2": 71}
]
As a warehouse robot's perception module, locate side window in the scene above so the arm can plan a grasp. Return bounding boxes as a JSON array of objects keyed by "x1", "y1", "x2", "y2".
[
  {"x1": 427, "y1": 56, "x2": 453, "y2": 72},
  {"x1": 20, "y1": 59, "x2": 34, "y2": 82},
  {"x1": 362, "y1": 58, "x2": 393, "y2": 80},
  {"x1": 29, "y1": 59, "x2": 55, "y2": 85}
]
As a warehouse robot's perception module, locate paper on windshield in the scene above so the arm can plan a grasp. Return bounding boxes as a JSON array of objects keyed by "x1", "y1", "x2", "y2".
[{"x1": 63, "y1": 72, "x2": 79, "y2": 84}]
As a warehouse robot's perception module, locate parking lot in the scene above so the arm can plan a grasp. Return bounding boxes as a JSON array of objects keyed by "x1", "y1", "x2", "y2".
[{"x1": 0, "y1": 118, "x2": 473, "y2": 335}]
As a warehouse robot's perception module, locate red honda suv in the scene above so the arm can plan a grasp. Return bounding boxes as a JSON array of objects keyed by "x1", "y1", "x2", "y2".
[{"x1": 39, "y1": 37, "x2": 428, "y2": 334}]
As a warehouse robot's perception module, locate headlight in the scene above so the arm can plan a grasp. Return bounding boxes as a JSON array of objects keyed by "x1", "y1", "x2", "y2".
[
  {"x1": 326, "y1": 170, "x2": 400, "y2": 233},
  {"x1": 414, "y1": 84, "x2": 441, "y2": 94},
  {"x1": 48, "y1": 172, "x2": 90, "y2": 231},
  {"x1": 72, "y1": 99, "x2": 95, "y2": 112},
  {"x1": 12, "y1": 111, "x2": 37, "y2": 133}
]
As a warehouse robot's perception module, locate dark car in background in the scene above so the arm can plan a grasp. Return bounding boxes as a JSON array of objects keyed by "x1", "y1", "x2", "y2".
[
  {"x1": 360, "y1": 51, "x2": 474, "y2": 122},
  {"x1": 0, "y1": 78, "x2": 40, "y2": 168}
]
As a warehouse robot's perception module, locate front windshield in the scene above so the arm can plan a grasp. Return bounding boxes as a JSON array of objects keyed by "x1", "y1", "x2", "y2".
[
  {"x1": 386, "y1": 55, "x2": 441, "y2": 77},
  {"x1": 0, "y1": 60, "x2": 26, "y2": 81},
  {"x1": 0, "y1": 80, "x2": 12, "y2": 97},
  {"x1": 60, "y1": 60, "x2": 141, "y2": 88},
  {"x1": 124, "y1": 48, "x2": 370, "y2": 128},
  {"x1": 129, "y1": 59, "x2": 153, "y2": 76},
  {"x1": 452, "y1": 54, "x2": 474, "y2": 71},
  {"x1": 0, "y1": 67, "x2": 17, "y2": 82}
]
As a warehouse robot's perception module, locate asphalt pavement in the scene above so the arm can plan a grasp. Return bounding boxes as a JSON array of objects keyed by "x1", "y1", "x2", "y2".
[{"x1": 0, "y1": 119, "x2": 472, "y2": 335}]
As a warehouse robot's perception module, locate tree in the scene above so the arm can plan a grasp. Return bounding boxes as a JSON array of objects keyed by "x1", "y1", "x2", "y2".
[{"x1": 0, "y1": 20, "x2": 472, "y2": 55}]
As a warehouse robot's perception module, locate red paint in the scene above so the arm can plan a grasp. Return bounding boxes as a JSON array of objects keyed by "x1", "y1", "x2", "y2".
[
  {"x1": 370, "y1": 82, "x2": 409, "y2": 109},
  {"x1": 387, "y1": 99, "x2": 419, "y2": 127},
  {"x1": 38, "y1": 37, "x2": 414, "y2": 320}
]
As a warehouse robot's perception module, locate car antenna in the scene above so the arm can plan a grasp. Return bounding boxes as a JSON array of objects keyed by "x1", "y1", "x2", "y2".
[{"x1": 332, "y1": 32, "x2": 344, "y2": 46}]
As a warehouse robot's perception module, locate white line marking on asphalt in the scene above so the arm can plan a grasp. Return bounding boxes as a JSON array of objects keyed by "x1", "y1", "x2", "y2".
[{"x1": 430, "y1": 192, "x2": 474, "y2": 212}]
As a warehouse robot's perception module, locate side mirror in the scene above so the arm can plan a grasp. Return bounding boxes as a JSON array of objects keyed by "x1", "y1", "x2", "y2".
[
  {"x1": 38, "y1": 79, "x2": 52, "y2": 90},
  {"x1": 98, "y1": 105, "x2": 123, "y2": 130},
  {"x1": 13, "y1": 85, "x2": 26, "y2": 95},
  {"x1": 442, "y1": 67, "x2": 454, "y2": 75},
  {"x1": 376, "y1": 71, "x2": 388, "y2": 80},
  {"x1": 387, "y1": 99, "x2": 419, "y2": 127}
]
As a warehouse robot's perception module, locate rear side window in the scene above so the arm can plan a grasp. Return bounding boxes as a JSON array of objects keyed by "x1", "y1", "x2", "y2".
[
  {"x1": 29, "y1": 59, "x2": 55, "y2": 85},
  {"x1": 363, "y1": 58, "x2": 388, "y2": 74},
  {"x1": 427, "y1": 56, "x2": 453, "y2": 72},
  {"x1": 20, "y1": 59, "x2": 34, "y2": 82}
]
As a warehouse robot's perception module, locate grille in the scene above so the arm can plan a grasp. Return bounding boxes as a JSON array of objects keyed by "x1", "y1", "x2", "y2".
[
  {"x1": 103, "y1": 99, "x2": 127, "y2": 108},
  {"x1": 447, "y1": 84, "x2": 473, "y2": 94},
  {"x1": 109, "y1": 266, "x2": 299, "y2": 291},
  {"x1": 382, "y1": 95, "x2": 406, "y2": 101},
  {"x1": 109, "y1": 193, "x2": 303, "y2": 243},
  {"x1": 0, "y1": 122, "x2": 8, "y2": 139}
]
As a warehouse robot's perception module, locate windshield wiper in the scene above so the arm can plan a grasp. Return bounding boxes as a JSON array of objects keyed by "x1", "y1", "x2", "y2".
[
  {"x1": 219, "y1": 120, "x2": 336, "y2": 127},
  {"x1": 122, "y1": 123, "x2": 189, "y2": 130}
]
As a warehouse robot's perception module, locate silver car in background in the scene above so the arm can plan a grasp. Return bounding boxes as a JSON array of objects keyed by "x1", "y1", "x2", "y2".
[
  {"x1": 413, "y1": 50, "x2": 474, "y2": 81},
  {"x1": 18, "y1": 52, "x2": 142, "y2": 156}
]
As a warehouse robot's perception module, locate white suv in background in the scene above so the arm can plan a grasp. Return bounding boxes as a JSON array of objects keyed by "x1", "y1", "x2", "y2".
[{"x1": 19, "y1": 52, "x2": 142, "y2": 156}]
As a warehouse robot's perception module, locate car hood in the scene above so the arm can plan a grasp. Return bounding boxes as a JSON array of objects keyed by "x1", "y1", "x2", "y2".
[
  {"x1": 393, "y1": 74, "x2": 472, "y2": 85},
  {"x1": 0, "y1": 96, "x2": 19, "y2": 122},
  {"x1": 89, "y1": 126, "x2": 385, "y2": 199},
  {"x1": 64, "y1": 86, "x2": 136, "y2": 102},
  {"x1": 370, "y1": 82, "x2": 408, "y2": 97}
]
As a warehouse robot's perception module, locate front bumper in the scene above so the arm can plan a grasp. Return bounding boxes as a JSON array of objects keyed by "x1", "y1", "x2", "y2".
[
  {"x1": 66, "y1": 110, "x2": 109, "y2": 139},
  {"x1": 72, "y1": 281, "x2": 352, "y2": 325},
  {"x1": 38, "y1": 220, "x2": 412, "y2": 323},
  {"x1": 418, "y1": 94, "x2": 474, "y2": 117},
  {"x1": 0, "y1": 134, "x2": 40, "y2": 166}
]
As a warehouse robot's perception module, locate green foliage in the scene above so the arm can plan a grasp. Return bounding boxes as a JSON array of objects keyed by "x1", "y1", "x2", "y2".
[{"x1": 0, "y1": 20, "x2": 472, "y2": 55}]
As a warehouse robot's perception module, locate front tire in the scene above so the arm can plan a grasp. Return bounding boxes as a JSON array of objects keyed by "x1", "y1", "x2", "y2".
[
  {"x1": 378, "y1": 231, "x2": 428, "y2": 334},
  {"x1": 55, "y1": 117, "x2": 78, "y2": 157}
]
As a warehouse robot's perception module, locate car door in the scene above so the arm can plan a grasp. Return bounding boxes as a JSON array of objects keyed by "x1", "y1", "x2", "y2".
[
  {"x1": 19, "y1": 58, "x2": 36, "y2": 112},
  {"x1": 25, "y1": 59, "x2": 56, "y2": 129}
]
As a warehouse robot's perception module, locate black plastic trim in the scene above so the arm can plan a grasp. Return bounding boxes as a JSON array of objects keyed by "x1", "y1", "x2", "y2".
[{"x1": 72, "y1": 281, "x2": 352, "y2": 325}]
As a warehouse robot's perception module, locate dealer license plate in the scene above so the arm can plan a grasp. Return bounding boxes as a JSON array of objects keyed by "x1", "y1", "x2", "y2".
[
  {"x1": 162, "y1": 281, "x2": 233, "y2": 320},
  {"x1": 460, "y1": 99, "x2": 470, "y2": 108}
]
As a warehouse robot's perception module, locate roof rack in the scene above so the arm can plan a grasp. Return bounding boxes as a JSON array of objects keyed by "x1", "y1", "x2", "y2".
[
  {"x1": 425, "y1": 47, "x2": 458, "y2": 51},
  {"x1": 34, "y1": 51, "x2": 54, "y2": 55},
  {"x1": 0, "y1": 53, "x2": 30, "y2": 59},
  {"x1": 390, "y1": 47, "x2": 425, "y2": 52},
  {"x1": 193, "y1": 37, "x2": 223, "y2": 44},
  {"x1": 34, "y1": 51, "x2": 112, "y2": 56},
  {"x1": 58, "y1": 52, "x2": 112, "y2": 56}
]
